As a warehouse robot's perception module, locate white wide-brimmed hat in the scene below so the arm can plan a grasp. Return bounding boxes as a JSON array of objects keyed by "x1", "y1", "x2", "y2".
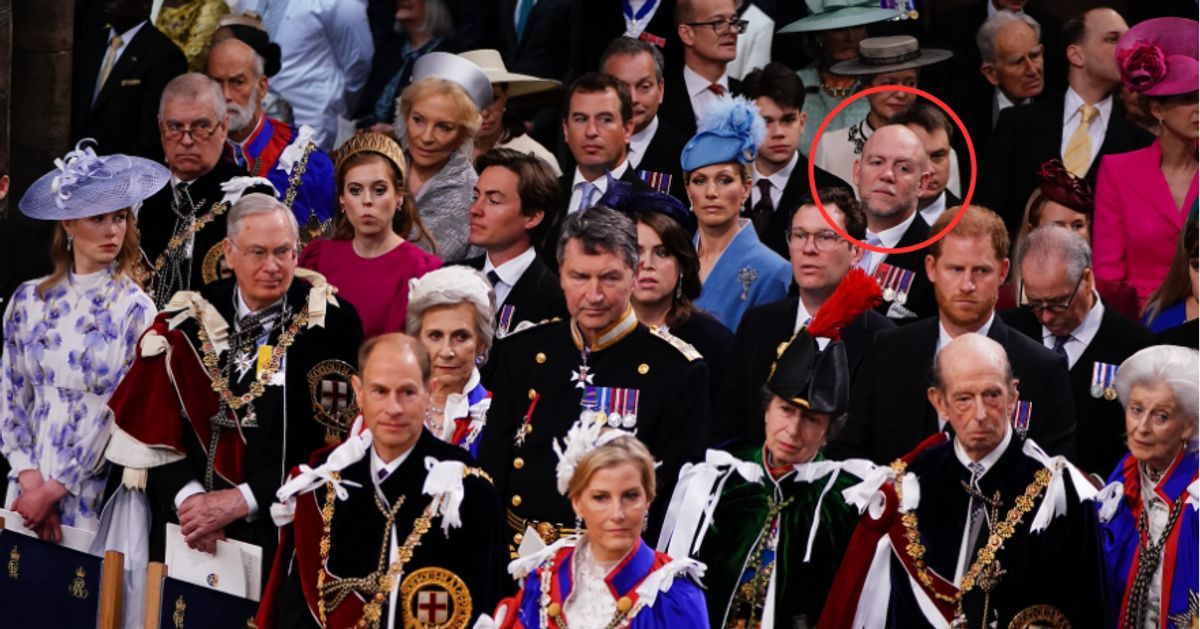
[{"x1": 457, "y1": 49, "x2": 560, "y2": 99}]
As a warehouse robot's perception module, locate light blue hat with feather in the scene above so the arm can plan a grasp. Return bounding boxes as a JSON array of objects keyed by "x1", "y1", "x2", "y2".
[{"x1": 679, "y1": 97, "x2": 766, "y2": 173}]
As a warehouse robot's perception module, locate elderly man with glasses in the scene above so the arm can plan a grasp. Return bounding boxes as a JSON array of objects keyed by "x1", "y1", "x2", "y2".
[
  {"x1": 138, "y1": 72, "x2": 276, "y2": 307},
  {"x1": 659, "y1": 0, "x2": 747, "y2": 137},
  {"x1": 1000, "y1": 225, "x2": 1153, "y2": 477},
  {"x1": 105, "y1": 192, "x2": 363, "y2": 594}
]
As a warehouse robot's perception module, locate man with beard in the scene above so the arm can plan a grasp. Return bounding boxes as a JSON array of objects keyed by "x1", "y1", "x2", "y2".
[
  {"x1": 853, "y1": 124, "x2": 937, "y2": 322},
  {"x1": 829, "y1": 205, "x2": 1077, "y2": 464},
  {"x1": 138, "y1": 73, "x2": 274, "y2": 307},
  {"x1": 207, "y1": 37, "x2": 336, "y2": 242}
]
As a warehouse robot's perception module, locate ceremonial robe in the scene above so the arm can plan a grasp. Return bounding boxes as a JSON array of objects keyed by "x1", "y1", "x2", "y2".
[
  {"x1": 224, "y1": 116, "x2": 337, "y2": 232},
  {"x1": 263, "y1": 429, "x2": 504, "y2": 628},
  {"x1": 1098, "y1": 450, "x2": 1199, "y2": 629},
  {"x1": 694, "y1": 220, "x2": 791, "y2": 333},
  {"x1": 821, "y1": 433, "x2": 1105, "y2": 628},
  {"x1": 497, "y1": 537, "x2": 707, "y2": 628},
  {"x1": 105, "y1": 272, "x2": 363, "y2": 575},
  {"x1": 659, "y1": 445, "x2": 863, "y2": 628},
  {"x1": 478, "y1": 310, "x2": 710, "y2": 550}
]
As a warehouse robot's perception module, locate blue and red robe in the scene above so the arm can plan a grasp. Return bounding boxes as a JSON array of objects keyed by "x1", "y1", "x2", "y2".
[
  {"x1": 497, "y1": 538, "x2": 707, "y2": 628},
  {"x1": 225, "y1": 116, "x2": 336, "y2": 227},
  {"x1": 1100, "y1": 450, "x2": 1198, "y2": 629}
]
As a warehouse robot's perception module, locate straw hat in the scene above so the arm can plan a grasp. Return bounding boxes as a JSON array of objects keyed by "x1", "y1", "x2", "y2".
[{"x1": 457, "y1": 49, "x2": 560, "y2": 99}]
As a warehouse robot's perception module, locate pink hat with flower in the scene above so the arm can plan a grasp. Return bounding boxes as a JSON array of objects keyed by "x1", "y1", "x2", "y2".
[{"x1": 1116, "y1": 17, "x2": 1199, "y2": 96}]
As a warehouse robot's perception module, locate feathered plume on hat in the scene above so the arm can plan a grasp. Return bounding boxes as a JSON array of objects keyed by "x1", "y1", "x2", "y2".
[
  {"x1": 553, "y1": 421, "x2": 633, "y2": 496},
  {"x1": 680, "y1": 96, "x2": 767, "y2": 173}
]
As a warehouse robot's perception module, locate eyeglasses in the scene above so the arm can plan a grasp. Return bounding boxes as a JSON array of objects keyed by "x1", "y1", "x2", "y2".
[
  {"x1": 786, "y1": 228, "x2": 843, "y2": 252},
  {"x1": 231, "y1": 243, "x2": 297, "y2": 265},
  {"x1": 685, "y1": 18, "x2": 749, "y2": 35},
  {"x1": 162, "y1": 119, "x2": 220, "y2": 141},
  {"x1": 1020, "y1": 274, "x2": 1084, "y2": 313}
]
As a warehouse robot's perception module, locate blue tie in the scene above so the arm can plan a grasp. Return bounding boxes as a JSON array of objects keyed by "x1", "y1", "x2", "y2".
[
  {"x1": 1052, "y1": 335, "x2": 1070, "y2": 359},
  {"x1": 578, "y1": 182, "x2": 598, "y2": 213},
  {"x1": 515, "y1": 0, "x2": 536, "y2": 43}
]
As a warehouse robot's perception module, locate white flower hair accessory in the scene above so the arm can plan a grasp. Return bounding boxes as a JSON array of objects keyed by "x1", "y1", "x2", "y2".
[{"x1": 552, "y1": 420, "x2": 631, "y2": 496}]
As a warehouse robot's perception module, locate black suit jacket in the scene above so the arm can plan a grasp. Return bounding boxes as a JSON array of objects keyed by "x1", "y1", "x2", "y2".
[
  {"x1": 872, "y1": 215, "x2": 938, "y2": 323},
  {"x1": 1000, "y1": 304, "x2": 1153, "y2": 476},
  {"x1": 714, "y1": 297, "x2": 895, "y2": 445},
  {"x1": 634, "y1": 118, "x2": 690, "y2": 204},
  {"x1": 464, "y1": 253, "x2": 568, "y2": 332},
  {"x1": 978, "y1": 92, "x2": 1155, "y2": 241},
  {"x1": 929, "y1": 2, "x2": 1065, "y2": 93},
  {"x1": 744, "y1": 153, "x2": 854, "y2": 259},
  {"x1": 71, "y1": 21, "x2": 187, "y2": 161},
  {"x1": 498, "y1": 0, "x2": 582, "y2": 82},
  {"x1": 578, "y1": 0, "x2": 681, "y2": 78},
  {"x1": 1155, "y1": 318, "x2": 1199, "y2": 348},
  {"x1": 659, "y1": 67, "x2": 743, "y2": 138},
  {"x1": 539, "y1": 168, "x2": 654, "y2": 269},
  {"x1": 829, "y1": 315, "x2": 1077, "y2": 464}
]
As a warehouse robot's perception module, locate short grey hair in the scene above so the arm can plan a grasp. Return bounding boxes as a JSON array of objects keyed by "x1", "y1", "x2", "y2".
[
  {"x1": 405, "y1": 266, "x2": 497, "y2": 360},
  {"x1": 930, "y1": 333, "x2": 1015, "y2": 392},
  {"x1": 1017, "y1": 225, "x2": 1092, "y2": 284},
  {"x1": 227, "y1": 192, "x2": 299, "y2": 242},
  {"x1": 397, "y1": 0, "x2": 455, "y2": 39},
  {"x1": 1116, "y1": 346, "x2": 1200, "y2": 452},
  {"x1": 159, "y1": 72, "x2": 228, "y2": 121},
  {"x1": 556, "y1": 206, "x2": 639, "y2": 272},
  {"x1": 600, "y1": 37, "x2": 666, "y2": 83},
  {"x1": 976, "y1": 11, "x2": 1041, "y2": 63}
]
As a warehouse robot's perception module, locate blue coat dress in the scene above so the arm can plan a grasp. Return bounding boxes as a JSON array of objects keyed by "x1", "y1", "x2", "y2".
[{"x1": 695, "y1": 220, "x2": 791, "y2": 332}]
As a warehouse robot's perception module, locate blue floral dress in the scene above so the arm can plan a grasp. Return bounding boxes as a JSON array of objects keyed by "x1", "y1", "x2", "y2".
[{"x1": 0, "y1": 268, "x2": 155, "y2": 530}]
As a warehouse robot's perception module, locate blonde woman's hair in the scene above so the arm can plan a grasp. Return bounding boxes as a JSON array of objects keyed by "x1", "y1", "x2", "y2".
[
  {"x1": 395, "y1": 78, "x2": 483, "y2": 152},
  {"x1": 566, "y1": 434, "x2": 657, "y2": 502}
]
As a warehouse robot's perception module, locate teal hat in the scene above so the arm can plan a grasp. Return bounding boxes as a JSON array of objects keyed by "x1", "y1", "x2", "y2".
[
  {"x1": 679, "y1": 97, "x2": 766, "y2": 173},
  {"x1": 778, "y1": 1, "x2": 903, "y2": 34}
]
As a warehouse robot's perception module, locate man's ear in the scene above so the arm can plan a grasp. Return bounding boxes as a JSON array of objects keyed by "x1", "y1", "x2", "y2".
[
  {"x1": 980, "y1": 62, "x2": 1001, "y2": 88},
  {"x1": 0, "y1": 174, "x2": 9, "y2": 202},
  {"x1": 678, "y1": 23, "x2": 695, "y2": 47},
  {"x1": 926, "y1": 386, "x2": 947, "y2": 418},
  {"x1": 1065, "y1": 44, "x2": 1085, "y2": 70},
  {"x1": 222, "y1": 237, "x2": 234, "y2": 260},
  {"x1": 925, "y1": 253, "x2": 937, "y2": 282},
  {"x1": 350, "y1": 374, "x2": 363, "y2": 401},
  {"x1": 524, "y1": 209, "x2": 546, "y2": 231}
]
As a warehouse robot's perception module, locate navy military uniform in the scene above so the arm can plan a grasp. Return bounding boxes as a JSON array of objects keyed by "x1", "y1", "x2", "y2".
[{"x1": 478, "y1": 308, "x2": 710, "y2": 554}]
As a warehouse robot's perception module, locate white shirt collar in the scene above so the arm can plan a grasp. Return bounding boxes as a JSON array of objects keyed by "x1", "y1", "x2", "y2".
[
  {"x1": 485, "y1": 247, "x2": 537, "y2": 287},
  {"x1": 110, "y1": 20, "x2": 147, "y2": 45},
  {"x1": 867, "y1": 210, "x2": 918, "y2": 250},
  {"x1": 953, "y1": 421, "x2": 1012, "y2": 474},
  {"x1": 937, "y1": 312, "x2": 996, "y2": 353},
  {"x1": 995, "y1": 88, "x2": 1024, "y2": 113},
  {"x1": 754, "y1": 151, "x2": 798, "y2": 192},
  {"x1": 628, "y1": 116, "x2": 660, "y2": 169},
  {"x1": 572, "y1": 160, "x2": 630, "y2": 187},
  {"x1": 1041, "y1": 292, "x2": 1105, "y2": 369},
  {"x1": 1062, "y1": 86, "x2": 1113, "y2": 130},
  {"x1": 369, "y1": 441, "x2": 414, "y2": 485},
  {"x1": 683, "y1": 63, "x2": 728, "y2": 98},
  {"x1": 919, "y1": 192, "x2": 949, "y2": 226},
  {"x1": 792, "y1": 298, "x2": 834, "y2": 350},
  {"x1": 235, "y1": 287, "x2": 285, "y2": 318}
]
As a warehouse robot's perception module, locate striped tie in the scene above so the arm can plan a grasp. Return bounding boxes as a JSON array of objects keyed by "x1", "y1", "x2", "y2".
[{"x1": 1063, "y1": 105, "x2": 1099, "y2": 176}]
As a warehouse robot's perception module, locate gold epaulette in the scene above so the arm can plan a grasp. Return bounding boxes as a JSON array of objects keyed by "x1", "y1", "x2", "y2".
[
  {"x1": 463, "y1": 466, "x2": 494, "y2": 485},
  {"x1": 649, "y1": 326, "x2": 702, "y2": 362}
]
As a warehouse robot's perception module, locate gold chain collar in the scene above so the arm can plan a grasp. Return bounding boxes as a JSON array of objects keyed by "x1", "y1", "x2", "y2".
[{"x1": 193, "y1": 302, "x2": 309, "y2": 410}]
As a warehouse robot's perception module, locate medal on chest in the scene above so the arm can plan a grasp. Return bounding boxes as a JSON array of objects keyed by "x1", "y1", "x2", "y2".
[
  {"x1": 580, "y1": 385, "x2": 640, "y2": 431},
  {"x1": 1090, "y1": 362, "x2": 1119, "y2": 400}
]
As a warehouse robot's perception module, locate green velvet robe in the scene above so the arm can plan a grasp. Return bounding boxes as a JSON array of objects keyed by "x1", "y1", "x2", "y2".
[{"x1": 695, "y1": 444, "x2": 861, "y2": 628}]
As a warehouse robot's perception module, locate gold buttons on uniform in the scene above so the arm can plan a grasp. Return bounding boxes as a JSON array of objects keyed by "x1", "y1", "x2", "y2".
[
  {"x1": 548, "y1": 603, "x2": 562, "y2": 617},
  {"x1": 617, "y1": 597, "x2": 632, "y2": 612},
  {"x1": 637, "y1": 363, "x2": 649, "y2": 375},
  {"x1": 511, "y1": 495, "x2": 522, "y2": 507},
  {"x1": 528, "y1": 388, "x2": 537, "y2": 400},
  {"x1": 536, "y1": 352, "x2": 546, "y2": 364},
  {"x1": 513, "y1": 457, "x2": 525, "y2": 469},
  {"x1": 514, "y1": 533, "x2": 524, "y2": 545}
]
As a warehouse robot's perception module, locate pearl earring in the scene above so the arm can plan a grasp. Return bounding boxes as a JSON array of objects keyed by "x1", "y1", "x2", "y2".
[{"x1": 66, "y1": 233, "x2": 74, "y2": 251}]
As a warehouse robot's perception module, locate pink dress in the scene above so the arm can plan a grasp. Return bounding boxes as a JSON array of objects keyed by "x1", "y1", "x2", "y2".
[{"x1": 300, "y1": 239, "x2": 441, "y2": 338}]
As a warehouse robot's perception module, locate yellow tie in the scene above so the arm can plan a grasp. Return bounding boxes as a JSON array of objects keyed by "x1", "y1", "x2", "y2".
[
  {"x1": 1063, "y1": 104, "x2": 1099, "y2": 176},
  {"x1": 97, "y1": 35, "x2": 124, "y2": 93}
]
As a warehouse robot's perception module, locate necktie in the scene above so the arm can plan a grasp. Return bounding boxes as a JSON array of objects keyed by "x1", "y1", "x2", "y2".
[
  {"x1": 96, "y1": 34, "x2": 124, "y2": 97},
  {"x1": 859, "y1": 233, "x2": 883, "y2": 272},
  {"x1": 515, "y1": 0, "x2": 536, "y2": 43},
  {"x1": 963, "y1": 462, "x2": 988, "y2": 575},
  {"x1": 1052, "y1": 334, "x2": 1071, "y2": 359},
  {"x1": 175, "y1": 182, "x2": 195, "y2": 216},
  {"x1": 377, "y1": 467, "x2": 389, "y2": 481},
  {"x1": 577, "y1": 181, "x2": 598, "y2": 213},
  {"x1": 486, "y1": 270, "x2": 502, "y2": 287},
  {"x1": 1063, "y1": 104, "x2": 1099, "y2": 176},
  {"x1": 708, "y1": 83, "x2": 726, "y2": 97},
  {"x1": 749, "y1": 179, "x2": 774, "y2": 238}
]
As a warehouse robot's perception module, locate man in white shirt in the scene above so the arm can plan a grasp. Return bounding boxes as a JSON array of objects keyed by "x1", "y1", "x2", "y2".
[
  {"x1": 659, "y1": 0, "x2": 744, "y2": 137},
  {"x1": 253, "y1": 0, "x2": 373, "y2": 150},
  {"x1": 852, "y1": 124, "x2": 937, "y2": 321},
  {"x1": 600, "y1": 37, "x2": 690, "y2": 202},
  {"x1": 1000, "y1": 226, "x2": 1153, "y2": 476},
  {"x1": 979, "y1": 8, "x2": 1152, "y2": 241},
  {"x1": 466, "y1": 148, "x2": 568, "y2": 335}
]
